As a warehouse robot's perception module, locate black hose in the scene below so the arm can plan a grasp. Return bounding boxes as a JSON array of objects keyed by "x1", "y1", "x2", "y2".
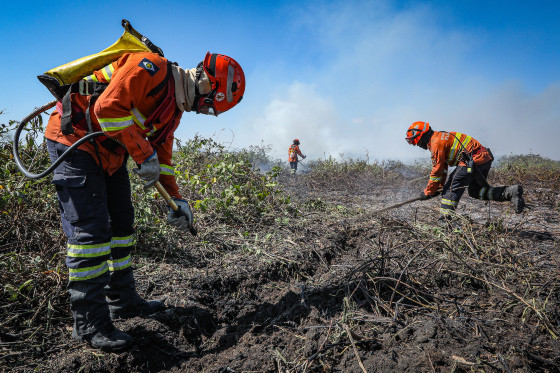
[{"x1": 12, "y1": 100, "x2": 105, "y2": 179}]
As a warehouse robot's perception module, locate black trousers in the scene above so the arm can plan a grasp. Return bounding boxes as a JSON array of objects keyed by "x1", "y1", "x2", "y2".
[
  {"x1": 439, "y1": 161, "x2": 495, "y2": 215},
  {"x1": 47, "y1": 139, "x2": 135, "y2": 335}
]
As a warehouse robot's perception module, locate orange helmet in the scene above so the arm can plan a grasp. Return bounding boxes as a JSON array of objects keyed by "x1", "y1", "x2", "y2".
[
  {"x1": 405, "y1": 121, "x2": 430, "y2": 145},
  {"x1": 197, "y1": 52, "x2": 245, "y2": 116}
]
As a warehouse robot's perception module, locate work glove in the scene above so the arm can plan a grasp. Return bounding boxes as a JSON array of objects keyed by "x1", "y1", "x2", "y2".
[
  {"x1": 419, "y1": 190, "x2": 440, "y2": 200},
  {"x1": 133, "y1": 152, "x2": 160, "y2": 189},
  {"x1": 167, "y1": 199, "x2": 194, "y2": 234},
  {"x1": 302, "y1": 155, "x2": 307, "y2": 159}
]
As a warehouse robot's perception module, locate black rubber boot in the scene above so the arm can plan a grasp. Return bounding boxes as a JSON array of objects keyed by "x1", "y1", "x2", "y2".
[
  {"x1": 502, "y1": 185, "x2": 525, "y2": 213},
  {"x1": 69, "y1": 275, "x2": 134, "y2": 352},
  {"x1": 106, "y1": 268, "x2": 165, "y2": 320},
  {"x1": 73, "y1": 324, "x2": 133, "y2": 352}
]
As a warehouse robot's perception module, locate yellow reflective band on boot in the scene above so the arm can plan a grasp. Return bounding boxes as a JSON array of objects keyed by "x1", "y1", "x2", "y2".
[
  {"x1": 439, "y1": 198, "x2": 458, "y2": 215},
  {"x1": 160, "y1": 164, "x2": 174, "y2": 176},
  {"x1": 67, "y1": 242, "x2": 111, "y2": 258},
  {"x1": 488, "y1": 187, "x2": 495, "y2": 200},
  {"x1": 440, "y1": 208, "x2": 454, "y2": 215},
  {"x1": 441, "y1": 198, "x2": 458, "y2": 207},
  {"x1": 69, "y1": 262, "x2": 109, "y2": 281},
  {"x1": 108, "y1": 255, "x2": 132, "y2": 272},
  {"x1": 111, "y1": 235, "x2": 135, "y2": 248}
]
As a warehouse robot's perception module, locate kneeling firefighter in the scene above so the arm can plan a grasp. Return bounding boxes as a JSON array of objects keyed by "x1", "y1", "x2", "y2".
[
  {"x1": 405, "y1": 121, "x2": 525, "y2": 221},
  {"x1": 22, "y1": 21, "x2": 245, "y2": 352}
]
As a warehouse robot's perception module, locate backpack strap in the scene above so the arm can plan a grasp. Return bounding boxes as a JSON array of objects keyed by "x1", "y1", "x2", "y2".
[
  {"x1": 143, "y1": 62, "x2": 182, "y2": 145},
  {"x1": 60, "y1": 80, "x2": 108, "y2": 135}
]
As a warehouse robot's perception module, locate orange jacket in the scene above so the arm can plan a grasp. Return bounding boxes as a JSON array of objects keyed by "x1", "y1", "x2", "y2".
[
  {"x1": 288, "y1": 144, "x2": 303, "y2": 161},
  {"x1": 425, "y1": 131, "x2": 493, "y2": 195},
  {"x1": 45, "y1": 52, "x2": 183, "y2": 198}
]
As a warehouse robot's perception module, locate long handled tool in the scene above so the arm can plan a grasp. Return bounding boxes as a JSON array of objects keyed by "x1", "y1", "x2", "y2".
[
  {"x1": 154, "y1": 181, "x2": 197, "y2": 236},
  {"x1": 374, "y1": 196, "x2": 423, "y2": 214},
  {"x1": 374, "y1": 187, "x2": 447, "y2": 215}
]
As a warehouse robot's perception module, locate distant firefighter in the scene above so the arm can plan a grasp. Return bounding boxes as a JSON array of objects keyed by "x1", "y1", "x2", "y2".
[
  {"x1": 405, "y1": 121, "x2": 525, "y2": 223},
  {"x1": 288, "y1": 139, "x2": 306, "y2": 174}
]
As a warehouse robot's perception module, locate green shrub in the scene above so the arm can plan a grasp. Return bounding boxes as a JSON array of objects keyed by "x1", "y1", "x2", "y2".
[{"x1": 171, "y1": 136, "x2": 289, "y2": 223}]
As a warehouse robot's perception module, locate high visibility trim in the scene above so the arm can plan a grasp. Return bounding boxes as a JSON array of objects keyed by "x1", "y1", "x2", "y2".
[
  {"x1": 441, "y1": 198, "x2": 458, "y2": 207},
  {"x1": 98, "y1": 116, "x2": 135, "y2": 131},
  {"x1": 447, "y1": 133, "x2": 473, "y2": 166},
  {"x1": 108, "y1": 255, "x2": 132, "y2": 271},
  {"x1": 101, "y1": 64, "x2": 114, "y2": 82},
  {"x1": 67, "y1": 242, "x2": 111, "y2": 258},
  {"x1": 430, "y1": 176, "x2": 442, "y2": 182},
  {"x1": 479, "y1": 187, "x2": 487, "y2": 200},
  {"x1": 111, "y1": 235, "x2": 135, "y2": 248},
  {"x1": 84, "y1": 74, "x2": 99, "y2": 83},
  {"x1": 131, "y1": 107, "x2": 147, "y2": 130},
  {"x1": 69, "y1": 262, "x2": 108, "y2": 281},
  {"x1": 160, "y1": 164, "x2": 174, "y2": 175},
  {"x1": 440, "y1": 208, "x2": 454, "y2": 215}
]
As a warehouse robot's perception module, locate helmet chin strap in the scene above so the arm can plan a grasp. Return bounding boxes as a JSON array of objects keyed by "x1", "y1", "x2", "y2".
[
  {"x1": 417, "y1": 129, "x2": 433, "y2": 149},
  {"x1": 192, "y1": 63, "x2": 216, "y2": 114}
]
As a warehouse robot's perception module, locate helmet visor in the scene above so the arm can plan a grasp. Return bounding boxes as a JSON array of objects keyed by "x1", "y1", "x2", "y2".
[{"x1": 405, "y1": 130, "x2": 420, "y2": 144}]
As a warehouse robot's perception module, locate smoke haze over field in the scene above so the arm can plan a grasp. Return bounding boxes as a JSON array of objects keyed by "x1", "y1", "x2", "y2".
[
  {"x1": 186, "y1": 1, "x2": 560, "y2": 162},
  {"x1": 3, "y1": 0, "x2": 559, "y2": 162}
]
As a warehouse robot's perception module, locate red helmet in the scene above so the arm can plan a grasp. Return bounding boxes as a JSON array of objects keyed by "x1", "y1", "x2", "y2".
[
  {"x1": 293, "y1": 139, "x2": 300, "y2": 145},
  {"x1": 405, "y1": 121, "x2": 430, "y2": 145},
  {"x1": 197, "y1": 52, "x2": 245, "y2": 116}
]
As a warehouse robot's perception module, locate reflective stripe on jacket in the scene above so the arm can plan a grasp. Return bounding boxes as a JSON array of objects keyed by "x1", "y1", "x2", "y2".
[
  {"x1": 45, "y1": 52, "x2": 183, "y2": 198},
  {"x1": 424, "y1": 131, "x2": 493, "y2": 195}
]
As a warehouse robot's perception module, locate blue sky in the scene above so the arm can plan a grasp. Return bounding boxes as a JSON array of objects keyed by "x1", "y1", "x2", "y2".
[{"x1": 1, "y1": 0, "x2": 559, "y2": 161}]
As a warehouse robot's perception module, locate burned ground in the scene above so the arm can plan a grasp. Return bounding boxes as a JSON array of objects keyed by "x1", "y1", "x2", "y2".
[{"x1": 1, "y1": 165, "x2": 559, "y2": 373}]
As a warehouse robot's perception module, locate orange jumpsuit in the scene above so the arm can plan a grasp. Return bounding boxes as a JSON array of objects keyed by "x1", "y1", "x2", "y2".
[
  {"x1": 45, "y1": 52, "x2": 183, "y2": 199},
  {"x1": 288, "y1": 144, "x2": 303, "y2": 162}
]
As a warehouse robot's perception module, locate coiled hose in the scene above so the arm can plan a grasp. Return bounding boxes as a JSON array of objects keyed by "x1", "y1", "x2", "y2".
[{"x1": 12, "y1": 100, "x2": 104, "y2": 179}]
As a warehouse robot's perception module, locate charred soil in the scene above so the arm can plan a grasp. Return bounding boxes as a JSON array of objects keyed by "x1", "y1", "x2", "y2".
[{"x1": 2, "y1": 170, "x2": 559, "y2": 373}]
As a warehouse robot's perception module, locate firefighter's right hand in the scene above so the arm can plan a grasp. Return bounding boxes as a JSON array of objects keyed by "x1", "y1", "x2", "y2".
[
  {"x1": 167, "y1": 199, "x2": 194, "y2": 234},
  {"x1": 133, "y1": 152, "x2": 160, "y2": 189}
]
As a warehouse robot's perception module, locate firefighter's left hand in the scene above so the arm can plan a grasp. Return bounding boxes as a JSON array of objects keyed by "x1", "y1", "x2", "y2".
[
  {"x1": 419, "y1": 191, "x2": 439, "y2": 200},
  {"x1": 167, "y1": 199, "x2": 194, "y2": 234}
]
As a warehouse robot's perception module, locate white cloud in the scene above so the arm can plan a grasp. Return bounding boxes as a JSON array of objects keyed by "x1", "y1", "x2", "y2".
[
  {"x1": 238, "y1": 82, "x2": 345, "y2": 160},
  {"x1": 179, "y1": 0, "x2": 560, "y2": 162}
]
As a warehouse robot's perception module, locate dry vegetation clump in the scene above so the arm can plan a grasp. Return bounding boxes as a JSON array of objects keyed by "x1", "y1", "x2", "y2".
[
  {"x1": 1, "y1": 112, "x2": 559, "y2": 372},
  {"x1": 491, "y1": 154, "x2": 560, "y2": 187}
]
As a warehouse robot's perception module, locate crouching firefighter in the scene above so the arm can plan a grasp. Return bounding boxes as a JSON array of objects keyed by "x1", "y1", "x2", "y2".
[
  {"x1": 39, "y1": 45, "x2": 245, "y2": 351},
  {"x1": 405, "y1": 121, "x2": 525, "y2": 222}
]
